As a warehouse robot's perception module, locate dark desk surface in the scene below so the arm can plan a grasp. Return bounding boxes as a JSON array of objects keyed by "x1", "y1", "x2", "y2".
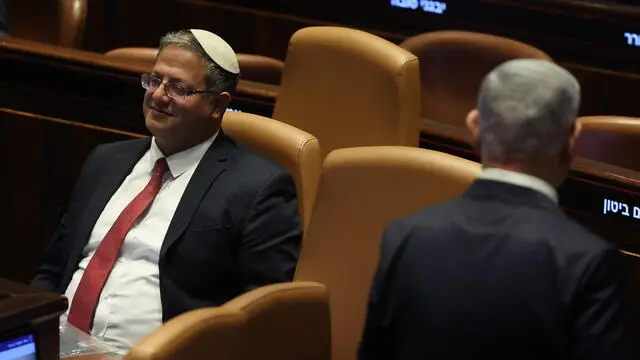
[{"x1": 0, "y1": 279, "x2": 67, "y2": 333}]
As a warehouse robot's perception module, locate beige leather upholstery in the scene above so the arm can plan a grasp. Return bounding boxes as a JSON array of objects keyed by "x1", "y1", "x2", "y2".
[
  {"x1": 273, "y1": 27, "x2": 421, "y2": 158},
  {"x1": 8, "y1": 0, "x2": 87, "y2": 48},
  {"x1": 105, "y1": 47, "x2": 285, "y2": 85},
  {"x1": 104, "y1": 47, "x2": 158, "y2": 64},
  {"x1": 124, "y1": 282, "x2": 330, "y2": 360},
  {"x1": 222, "y1": 111, "x2": 322, "y2": 231},
  {"x1": 400, "y1": 30, "x2": 552, "y2": 128},
  {"x1": 59, "y1": 0, "x2": 87, "y2": 48},
  {"x1": 575, "y1": 115, "x2": 640, "y2": 172},
  {"x1": 295, "y1": 146, "x2": 481, "y2": 360},
  {"x1": 236, "y1": 53, "x2": 285, "y2": 85}
]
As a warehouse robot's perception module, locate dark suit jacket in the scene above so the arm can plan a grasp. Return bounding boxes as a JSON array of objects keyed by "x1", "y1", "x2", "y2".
[
  {"x1": 359, "y1": 180, "x2": 627, "y2": 360},
  {"x1": 32, "y1": 133, "x2": 301, "y2": 322}
]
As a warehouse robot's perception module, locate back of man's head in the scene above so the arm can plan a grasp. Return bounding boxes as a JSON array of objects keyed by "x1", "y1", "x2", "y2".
[{"x1": 473, "y1": 59, "x2": 580, "y2": 165}]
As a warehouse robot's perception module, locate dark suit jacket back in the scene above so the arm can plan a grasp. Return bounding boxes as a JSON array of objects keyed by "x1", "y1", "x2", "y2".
[
  {"x1": 359, "y1": 180, "x2": 626, "y2": 360},
  {"x1": 32, "y1": 134, "x2": 301, "y2": 321}
]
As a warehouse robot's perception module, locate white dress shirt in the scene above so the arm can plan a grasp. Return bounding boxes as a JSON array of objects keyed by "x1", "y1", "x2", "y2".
[
  {"x1": 64, "y1": 134, "x2": 216, "y2": 354},
  {"x1": 479, "y1": 167, "x2": 558, "y2": 204}
]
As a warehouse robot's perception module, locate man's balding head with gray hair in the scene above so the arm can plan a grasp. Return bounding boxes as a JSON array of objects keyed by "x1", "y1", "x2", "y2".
[{"x1": 473, "y1": 59, "x2": 580, "y2": 163}]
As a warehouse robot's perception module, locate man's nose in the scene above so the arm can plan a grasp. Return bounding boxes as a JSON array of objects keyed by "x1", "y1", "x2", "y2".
[{"x1": 151, "y1": 82, "x2": 170, "y2": 102}]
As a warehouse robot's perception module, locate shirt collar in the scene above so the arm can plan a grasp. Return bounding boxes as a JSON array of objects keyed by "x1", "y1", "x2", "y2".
[
  {"x1": 479, "y1": 167, "x2": 558, "y2": 204},
  {"x1": 149, "y1": 131, "x2": 218, "y2": 179}
]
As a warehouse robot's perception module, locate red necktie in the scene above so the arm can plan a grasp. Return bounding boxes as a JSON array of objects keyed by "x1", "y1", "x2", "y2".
[{"x1": 67, "y1": 158, "x2": 168, "y2": 333}]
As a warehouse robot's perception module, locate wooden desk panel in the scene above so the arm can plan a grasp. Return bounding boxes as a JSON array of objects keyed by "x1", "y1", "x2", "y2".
[{"x1": 0, "y1": 109, "x2": 139, "y2": 283}]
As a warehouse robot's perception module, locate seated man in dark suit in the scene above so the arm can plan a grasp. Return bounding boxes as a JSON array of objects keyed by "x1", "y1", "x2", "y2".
[
  {"x1": 31, "y1": 29, "x2": 301, "y2": 353},
  {"x1": 359, "y1": 59, "x2": 627, "y2": 360}
]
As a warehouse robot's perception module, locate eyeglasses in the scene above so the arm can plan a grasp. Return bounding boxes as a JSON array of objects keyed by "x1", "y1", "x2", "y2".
[{"x1": 141, "y1": 73, "x2": 215, "y2": 101}]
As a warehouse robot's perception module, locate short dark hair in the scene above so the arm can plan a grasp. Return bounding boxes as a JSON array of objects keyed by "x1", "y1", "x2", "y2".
[{"x1": 158, "y1": 30, "x2": 239, "y2": 94}]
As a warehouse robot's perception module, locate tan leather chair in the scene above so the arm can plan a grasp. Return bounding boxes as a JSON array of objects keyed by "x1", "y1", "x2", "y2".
[
  {"x1": 296, "y1": 146, "x2": 481, "y2": 360},
  {"x1": 124, "y1": 282, "x2": 330, "y2": 360},
  {"x1": 273, "y1": 27, "x2": 421, "y2": 158},
  {"x1": 105, "y1": 47, "x2": 286, "y2": 85},
  {"x1": 400, "y1": 30, "x2": 552, "y2": 128},
  {"x1": 8, "y1": 0, "x2": 87, "y2": 48},
  {"x1": 236, "y1": 53, "x2": 285, "y2": 85},
  {"x1": 222, "y1": 111, "x2": 322, "y2": 231},
  {"x1": 104, "y1": 47, "x2": 158, "y2": 65},
  {"x1": 575, "y1": 115, "x2": 640, "y2": 172}
]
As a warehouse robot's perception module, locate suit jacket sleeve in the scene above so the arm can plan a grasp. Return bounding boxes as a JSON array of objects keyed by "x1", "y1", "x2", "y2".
[
  {"x1": 571, "y1": 247, "x2": 628, "y2": 360},
  {"x1": 31, "y1": 147, "x2": 99, "y2": 292},
  {"x1": 238, "y1": 171, "x2": 301, "y2": 291},
  {"x1": 359, "y1": 220, "x2": 411, "y2": 360}
]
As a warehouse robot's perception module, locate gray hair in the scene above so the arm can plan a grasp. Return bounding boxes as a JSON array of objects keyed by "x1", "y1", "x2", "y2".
[
  {"x1": 477, "y1": 59, "x2": 580, "y2": 162},
  {"x1": 158, "y1": 30, "x2": 239, "y2": 95}
]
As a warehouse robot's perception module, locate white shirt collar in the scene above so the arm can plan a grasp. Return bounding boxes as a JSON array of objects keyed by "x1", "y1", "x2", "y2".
[
  {"x1": 479, "y1": 167, "x2": 558, "y2": 204},
  {"x1": 149, "y1": 131, "x2": 218, "y2": 179}
]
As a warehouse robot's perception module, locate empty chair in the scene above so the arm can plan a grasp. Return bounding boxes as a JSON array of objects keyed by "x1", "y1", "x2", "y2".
[
  {"x1": 273, "y1": 26, "x2": 421, "y2": 158},
  {"x1": 8, "y1": 0, "x2": 87, "y2": 47},
  {"x1": 222, "y1": 111, "x2": 322, "y2": 231},
  {"x1": 400, "y1": 30, "x2": 552, "y2": 128},
  {"x1": 104, "y1": 47, "x2": 158, "y2": 65},
  {"x1": 575, "y1": 115, "x2": 640, "y2": 171},
  {"x1": 236, "y1": 54, "x2": 285, "y2": 85},
  {"x1": 105, "y1": 47, "x2": 286, "y2": 85},
  {"x1": 124, "y1": 282, "x2": 330, "y2": 360},
  {"x1": 295, "y1": 146, "x2": 481, "y2": 360}
]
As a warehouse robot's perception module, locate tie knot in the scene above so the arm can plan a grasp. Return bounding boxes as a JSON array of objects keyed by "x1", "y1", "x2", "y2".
[{"x1": 154, "y1": 158, "x2": 169, "y2": 177}]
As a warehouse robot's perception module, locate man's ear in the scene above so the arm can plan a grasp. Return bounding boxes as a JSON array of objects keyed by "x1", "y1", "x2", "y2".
[
  {"x1": 568, "y1": 118, "x2": 582, "y2": 151},
  {"x1": 563, "y1": 118, "x2": 583, "y2": 162},
  {"x1": 211, "y1": 92, "x2": 232, "y2": 120},
  {"x1": 466, "y1": 109, "x2": 481, "y2": 153}
]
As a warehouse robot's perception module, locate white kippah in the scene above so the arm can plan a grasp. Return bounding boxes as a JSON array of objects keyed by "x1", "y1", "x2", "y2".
[{"x1": 190, "y1": 29, "x2": 239, "y2": 74}]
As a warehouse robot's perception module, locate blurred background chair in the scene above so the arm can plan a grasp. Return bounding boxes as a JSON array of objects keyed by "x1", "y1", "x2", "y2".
[
  {"x1": 124, "y1": 282, "x2": 330, "y2": 360},
  {"x1": 295, "y1": 146, "x2": 481, "y2": 360},
  {"x1": 105, "y1": 47, "x2": 286, "y2": 85},
  {"x1": 104, "y1": 47, "x2": 157, "y2": 64},
  {"x1": 8, "y1": 0, "x2": 87, "y2": 48},
  {"x1": 236, "y1": 53, "x2": 285, "y2": 85},
  {"x1": 575, "y1": 115, "x2": 640, "y2": 172},
  {"x1": 273, "y1": 26, "x2": 421, "y2": 158},
  {"x1": 222, "y1": 111, "x2": 322, "y2": 231},
  {"x1": 400, "y1": 30, "x2": 552, "y2": 128}
]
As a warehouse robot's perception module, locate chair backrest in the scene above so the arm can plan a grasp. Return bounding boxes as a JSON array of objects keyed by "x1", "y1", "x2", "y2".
[
  {"x1": 104, "y1": 47, "x2": 158, "y2": 64},
  {"x1": 295, "y1": 146, "x2": 481, "y2": 360},
  {"x1": 236, "y1": 53, "x2": 285, "y2": 85},
  {"x1": 273, "y1": 26, "x2": 421, "y2": 158},
  {"x1": 400, "y1": 30, "x2": 552, "y2": 128},
  {"x1": 123, "y1": 282, "x2": 330, "y2": 360},
  {"x1": 575, "y1": 115, "x2": 640, "y2": 172},
  {"x1": 222, "y1": 111, "x2": 322, "y2": 231},
  {"x1": 104, "y1": 47, "x2": 285, "y2": 85},
  {"x1": 59, "y1": 0, "x2": 87, "y2": 48},
  {"x1": 8, "y1": 0, "x2": 87, "y2": 48}
]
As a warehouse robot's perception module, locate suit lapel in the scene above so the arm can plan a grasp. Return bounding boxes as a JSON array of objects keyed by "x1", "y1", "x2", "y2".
[
  {"x1": 69, "y1": 140, "x2": 151, "y2": 264},
  {"x1": 160, "y1": 135, "x2": 233, "y2": 256}
]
